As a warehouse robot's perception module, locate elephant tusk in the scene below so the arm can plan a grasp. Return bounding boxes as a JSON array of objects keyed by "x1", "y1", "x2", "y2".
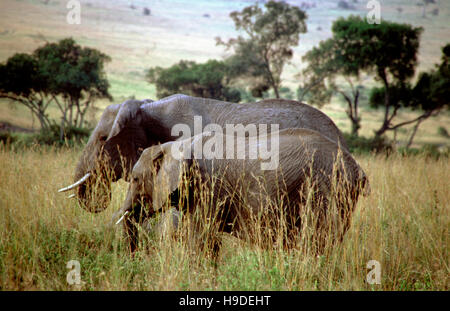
[
  {"x1": 58, "y1": 173, "x2": 91, "y2": 193},
  {"x1": 115, "y1": 211, "x2": 129, "y2": 225},
  {"x1": 67, "y1": 194, "x2": 76, "y2": 199}
]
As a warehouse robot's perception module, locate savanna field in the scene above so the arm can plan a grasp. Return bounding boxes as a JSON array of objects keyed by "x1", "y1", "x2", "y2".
[
  {"x1": 0, "y1": 0, "x2": 449, "y2": 291},
  {"x1": 0, "y1": 144, "x2": 448, "y2": 290}
]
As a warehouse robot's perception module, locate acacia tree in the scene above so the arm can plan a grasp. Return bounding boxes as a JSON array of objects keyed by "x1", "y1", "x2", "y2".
[
  {"x1": 35, "y1": 38, "x2": 112, "y2": 129},
  {"x1": 0, "y1": 53, "x2": 52, "y2": 130},
  {"x1": 322, "y1": 16, "x2": 423, "y2": 138},
  {"x1": 370, "y1": 43, "x2": 450, "y2": 147},
  {"x1": 0, "y1": 38, "x2": 111, "y2": 136},
  {"x1": 147, "y1": 59, "x2": 241, "y2": 102},
  {"x1": 216, "y1": 0, "x2": 307, "y2": 98},
  {"x1": 301, "y1": 37, "x2": 365, "y2": 136}
]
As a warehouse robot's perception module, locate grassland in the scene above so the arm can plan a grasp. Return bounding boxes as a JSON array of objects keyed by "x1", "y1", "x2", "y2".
[
  {"x1": 0, "y1": 144, "x2": 448, "y2": 290},
  {"x1": 0, "y1": 1, "x2": 449, "y2": 291}
]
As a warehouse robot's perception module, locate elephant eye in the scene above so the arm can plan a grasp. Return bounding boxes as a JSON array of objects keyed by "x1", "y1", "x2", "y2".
[{"x1": 99, "y1": 135, "x2": 107, "y2": 142}]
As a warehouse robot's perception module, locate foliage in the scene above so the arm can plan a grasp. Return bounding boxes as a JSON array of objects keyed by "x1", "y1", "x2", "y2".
[
  {"x1": 147, "y1": 60, "x2": 241, "y2": 102},
  {"x1": 0, "y1": 38, "x2": 111, "y2": 135},
  {"x1": 437, "y1": 126, "x2": 449, "y2": 139},
  {"x1": 0, "y1": 131, "x2": 17, "y2": 145},
  {"x1": 330, "y1": 16, "x2": 422, "y2": 138},
  {"x1": 0, "y1": 53, "x2": 51, "y2": 130},
  {"x1": 398, "y1": 144, "x2": 449, "y2": 160},
  {"x1": 369, "y1": 43, "x2": 450, "y2": 147},
  {"x1": 302, "y1": 15, "x2": 423, "y2": 138},
  {"x1": 0, "y1": 125, "x2": 91, "y2": 149},
  {"x1": 33, "y1": 123, "x2": 91, "y2": 146},
  {"x1": 34, "y1": 38, "x2": 112, "y2": 129},
  {"x1": 343, "y1": 132, "x2": 392, "y2": 154},
  {"x1": 216, "y1": 0, "x2": 307, "y2": 98},
  {"x1": 301, "y1": 28, "x2": 364, "y2": 136}
]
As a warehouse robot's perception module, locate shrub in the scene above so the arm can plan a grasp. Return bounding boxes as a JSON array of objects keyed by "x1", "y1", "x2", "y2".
[
  {"x1": 437, "y1": 126, "x2": 449, "y2": 138},
  {"x1": 0, "y1": 131, "x2": 17, "y2": 145},
  {"x1": 33, "y1": 123, "x2": 91, "y2": 146},
  {"x1": 343, "y1": 133, "x2": 392, "y2": 154},
  {"x1": 2, "y1": 124, "x2": 92, "y2": 148},
  {"x1": 398, "y1": 144, "x2": 449, "y2": 160}
]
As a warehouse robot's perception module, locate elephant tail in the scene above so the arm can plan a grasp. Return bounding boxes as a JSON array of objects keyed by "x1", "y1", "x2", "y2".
[{"x1": 361, "y1": 173, "x2": 371, "y2": 197}]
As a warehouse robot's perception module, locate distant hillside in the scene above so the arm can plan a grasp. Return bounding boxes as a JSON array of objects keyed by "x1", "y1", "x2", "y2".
[
  {"x1": 1, "y1": 0, "x2": 449, "y2": 101},
  {"x1": 0, "y1": 0, "x2": 449, "y2": 148}
]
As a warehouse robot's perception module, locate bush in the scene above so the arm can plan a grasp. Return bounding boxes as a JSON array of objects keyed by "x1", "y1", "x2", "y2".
[
  {"x1": 33, "y1": 123, "x2": 91, "y2": 146},
  {"x1": 1, "y1": 124, "x2": 91, "y2": 149},
  {"x1": 0, "y1": 131, "x2": 17, "y2": 145},
  {"x1": 343, "y1": 133, "x2": 392, "y2": 154},
  {"x1": 398, "y1": 144, "x2": 449, "y2": 160},
  {"x1": 437, "y1": 126, "x2": 449, "y2": 138}
]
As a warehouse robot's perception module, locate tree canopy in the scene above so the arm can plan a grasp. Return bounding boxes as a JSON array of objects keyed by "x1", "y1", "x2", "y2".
[
  {"x1": 147, "y1": 59, "x2": 241, "y2": 102},
  {"x1": 35, "y1": 38, "x2": 112, "y2": 128},
  {"x1": 301, "y1": 35, "x2": 362, "y2": 135},
  {"x1": 370, "y1": 43, "x2": 449, "y2": 147},
  {"x1": 217, "y1": 0, "x2": 307, "y2": 98},
  {"x1": 0, "y1": 38, "x2": 111, "y2": 135},
  {"x1": 301, "y1": 15, "x2": 423, "y2": 138}
]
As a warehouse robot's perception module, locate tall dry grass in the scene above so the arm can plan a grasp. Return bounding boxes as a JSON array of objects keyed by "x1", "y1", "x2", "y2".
[{"x1": 0, "y1": 144, "x2": 448, "y2": 290}]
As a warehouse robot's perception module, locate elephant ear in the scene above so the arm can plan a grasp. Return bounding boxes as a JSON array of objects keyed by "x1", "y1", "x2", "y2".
[
  {"x1": 152, "y1": 142, "x2": 187, "y2": 212},
  {"x1": 103, "y1": 100, "x2": 148, "y2": 180}
]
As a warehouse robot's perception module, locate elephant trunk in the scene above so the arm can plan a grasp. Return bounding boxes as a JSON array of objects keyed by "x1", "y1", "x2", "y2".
[
  {"x1": 74, "y1": 173, "x2": 112, "y2": 213},
  {"x1": 69, "y1": 152, "x2": 113, "y2": 213}
]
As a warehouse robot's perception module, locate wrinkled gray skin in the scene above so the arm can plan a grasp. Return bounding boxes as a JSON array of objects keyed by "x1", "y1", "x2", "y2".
[
  {"x1": 119, "y1": 129, "x2": 368, "y2": 254},
  {"x1": 71, "y1": 94, "x2": 348, "y2": 213}
]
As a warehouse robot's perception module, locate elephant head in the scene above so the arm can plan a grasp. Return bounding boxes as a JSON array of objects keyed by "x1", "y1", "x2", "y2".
[
  {"x1": 118, "y1": 142, "x2": 188, "y2": 220},
  {"x1": 113, "y1": 142, "x2": 191, "y2": 252},
  {"x1": 58, "y1": 99, "x2": 156, "y2": 213}
]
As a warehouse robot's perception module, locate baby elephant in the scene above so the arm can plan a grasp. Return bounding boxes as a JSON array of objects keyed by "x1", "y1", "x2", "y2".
[{"x1": 117, "y1": 128, "x2": 369, "y2": 255}]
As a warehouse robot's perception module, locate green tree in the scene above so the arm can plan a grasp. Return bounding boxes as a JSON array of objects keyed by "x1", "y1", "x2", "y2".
[
  {"x1": 35, "y1": 38, "x2": 112, "y2": 130},
  {"x1": 216, "y1": 0, "x2": 307, "y2": 98},
  {"x1": 0, "y1": 53, "x2": 51, "y2": 130},
  {"x1": 0, "y1": 38, "x2": 111, "y2": 137},
  {"x1": 147, "y1": 59, "x2": 241, "y2": 102},
  {"x1": 301, "y1": 37, "x2": 364, "y2": 136},
  {"x1": 321, "y1": 16, "x2": 422, "y2": 138},
  {"x1": 370, "y1": 43, "x2": 450, "y2": 147}
]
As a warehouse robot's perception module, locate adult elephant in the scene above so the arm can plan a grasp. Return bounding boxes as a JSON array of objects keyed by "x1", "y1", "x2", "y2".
[
  {"x1": 116, "y1": 129, "x2": 368, "y2": 254},
  {"x1": 59, "y1": 94, "x2": 348, "y2": 213}
]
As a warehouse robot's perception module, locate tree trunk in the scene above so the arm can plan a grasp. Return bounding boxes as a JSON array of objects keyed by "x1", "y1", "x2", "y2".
[
  {"x1": 375, "y1": 76, "x2": 391, "y2": 138},
  {"x1": 351, "y1": 119, "x2": 360, "y2": 136},
  {"x1": 273, "y1": 85, "x2": 280, "y2": 99},
  {"x1": 60, "y1": 109, "x2": 67, "y2": 141},
  {"x1": 37, "y1": 112, "x2": 48, "y2": 131}
]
